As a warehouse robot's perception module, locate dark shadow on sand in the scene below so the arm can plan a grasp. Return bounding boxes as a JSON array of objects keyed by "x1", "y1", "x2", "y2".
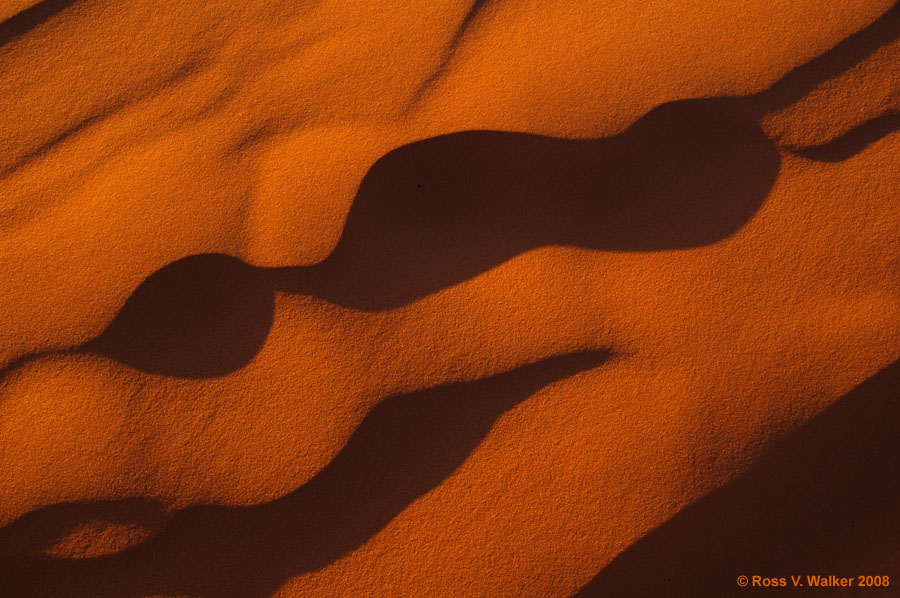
[
  {"x1": 78, "y1": 6, "x2": 900, "y2": 377},
  {"x1": 574, "y1": 357, "x2": 900, "y2": 598},
  {"x1": 0, "y1": 350, "x2": 608, "y2": 598},
  {"x1": 0, "y1": 499, "x2": 168, "y2": 559},
  {"x1": 83, "y1": 254, "x2": 273, "y2": 378},
  {"x1": 794, "y1": 111, "x2": 900, "y2": 162},
  {"x1": 2, "y1": 6, "x2": 899, "y2": 598},
  {"x1": 82, "y1": 98, "x2": 780, "y2": 377},
  {"x1": 274, "y1": 99, "x2": 778, "y2": 309},
  {"x1": 0, "y1": 0, "x2": 79, "y2": 49}
]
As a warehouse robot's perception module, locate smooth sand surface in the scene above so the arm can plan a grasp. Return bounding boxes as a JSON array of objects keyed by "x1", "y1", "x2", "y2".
[{"x1": 1, "y1": 1, "x2": 900, "y2": 596}]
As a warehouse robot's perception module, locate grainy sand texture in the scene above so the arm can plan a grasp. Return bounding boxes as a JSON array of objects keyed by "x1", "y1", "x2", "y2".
[{"x1": 2, "y1": 1, "x2": 900, "y2": 596}]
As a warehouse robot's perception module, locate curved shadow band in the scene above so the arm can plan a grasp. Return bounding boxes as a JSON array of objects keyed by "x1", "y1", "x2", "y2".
[
  {"x1": 0, "y1": 0, "x2": 79, "y2": 49},
  {"x1": 1, "y1": 349, "x2": 609, "y2": 598},
  {"x1": 574, "y1": 357, "x2": 900, "y2": 597},
  {"x1": 276, "y1": 100, "x2": 778, "y2": 309},
  {"x1": 82, "y1": 99, "x2": 778, "y2": 378},
  {"x1": 2, "y1": 5, "x2": 899, "y2": 598}
]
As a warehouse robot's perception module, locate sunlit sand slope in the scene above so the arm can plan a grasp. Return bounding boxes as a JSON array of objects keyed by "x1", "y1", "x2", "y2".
[{"x1": 1, "y1": 1, "x2": 900, "y2": 597}]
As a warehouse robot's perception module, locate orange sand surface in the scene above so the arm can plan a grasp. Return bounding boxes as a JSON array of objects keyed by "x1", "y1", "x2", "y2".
[{"x1": 2, "y1": 1, "x2": 900, "y2": 596}]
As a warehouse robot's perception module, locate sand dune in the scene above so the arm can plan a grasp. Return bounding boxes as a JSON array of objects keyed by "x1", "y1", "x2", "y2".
[{"x1": 2, "y1": 1, "x2": 900, "y2": 596}]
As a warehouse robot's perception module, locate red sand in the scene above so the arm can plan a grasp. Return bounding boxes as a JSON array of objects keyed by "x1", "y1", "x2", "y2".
[{"x1": 1, "y1": 1, "x2": 900, "y2": 596}]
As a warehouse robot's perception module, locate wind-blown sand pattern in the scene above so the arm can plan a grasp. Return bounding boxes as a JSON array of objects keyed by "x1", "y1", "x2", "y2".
[{"x1": 1, "y1": 1, "x2": 900, "y2": 596}]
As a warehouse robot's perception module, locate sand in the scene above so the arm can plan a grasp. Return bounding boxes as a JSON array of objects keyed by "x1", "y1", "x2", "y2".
[{"x1": 1, "y1": 1, "x2": 899, "y2": 596}]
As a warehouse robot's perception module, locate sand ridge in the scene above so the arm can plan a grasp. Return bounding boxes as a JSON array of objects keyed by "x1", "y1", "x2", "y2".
[{"x1": 0, "y1": 0, "x2": 895, "y2": 368}]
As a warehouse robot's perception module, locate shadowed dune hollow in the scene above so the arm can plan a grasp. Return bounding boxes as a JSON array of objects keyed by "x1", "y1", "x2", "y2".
[
  {"x1": 576, "y1": 356, "x2": 900, "y2": 598},
  {"x1": 83, "y1": 99, "x2": 779, "y2": 378},
  {"x1": 1, "y1": 351, "x2": 610, "y2": 597}
]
